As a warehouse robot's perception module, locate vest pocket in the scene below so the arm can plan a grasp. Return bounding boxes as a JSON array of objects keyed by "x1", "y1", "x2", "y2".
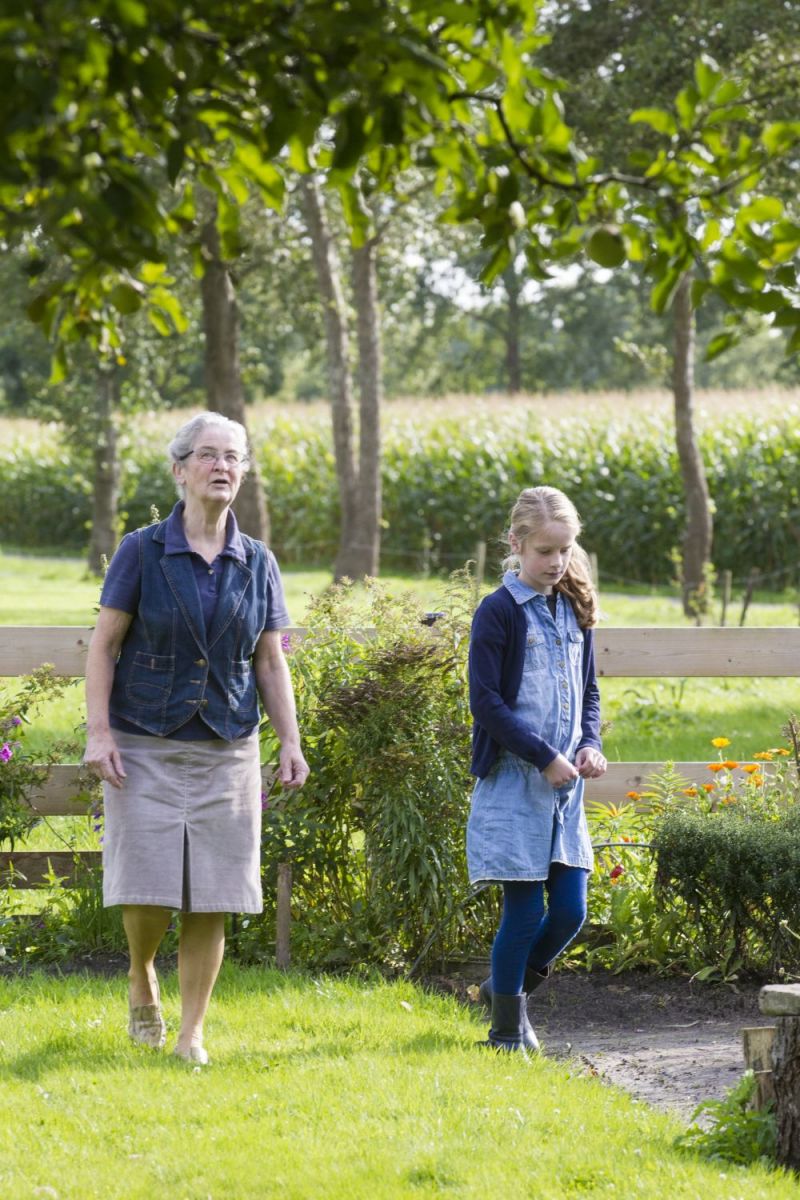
[
  {"x1": 227, "y1": 659, "x2": 256, "y2": 711},
  {"x1": 125, "y1": 652, "x2": 175, "y2": 706},
  {"x1": 567, "y1": 630, "x2": 583, "y2": 664}
]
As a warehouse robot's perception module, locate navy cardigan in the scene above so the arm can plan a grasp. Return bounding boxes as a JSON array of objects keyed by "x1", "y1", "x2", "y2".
[{"x1": 468, "y1": 585, "x2": 602, "y2": 779}]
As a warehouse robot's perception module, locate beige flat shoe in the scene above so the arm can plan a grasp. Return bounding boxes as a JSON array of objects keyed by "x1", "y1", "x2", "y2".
[
  {"x1": 173, "y1": 1043, "x2": 209, "y2": 1065},
  {"x1": 128, "y1": 980, "x2": 166, "y2": 1049}
]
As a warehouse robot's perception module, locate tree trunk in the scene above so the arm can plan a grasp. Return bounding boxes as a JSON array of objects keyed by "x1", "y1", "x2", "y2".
[
  {"x1": 351, "y1": 235, "x2": 382, "y2": 578},
  {"x1": 300, "y1": 176, "x2": 361, "y2": 580},
  {"x1": 87, "y1": 367, "x2": 121, "y2": 575},
  {"x1": 200, "y1": 209, "x2": 269, "y2": 542},
  {"x1": 672, "y1": 271, "x2": 712, "y2": 620},
  {"x1": 503, "y1": 266, "x2": 522, "y2": 394},
  {"x1": 774, "y1": 1017, "x2": 800, "y2": 1168}
]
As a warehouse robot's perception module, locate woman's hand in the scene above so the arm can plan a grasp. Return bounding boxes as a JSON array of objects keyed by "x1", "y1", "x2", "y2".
[
  {"x1": 83, "y1": 731, "x2": 127, "y2": 789},
  {"x1": 575, "y1": 746, "x2": 607, "y2": 779},
  {"x1": 542, "y1": 753, "x2": 579, "y2": 788},
  {"x1": 278, "y1": 743, "x2": 309, "y2": 790}
]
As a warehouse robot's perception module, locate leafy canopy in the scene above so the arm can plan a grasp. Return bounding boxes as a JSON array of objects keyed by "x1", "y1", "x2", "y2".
[{"x1": 1, "y1": 0, "x2": 798, "y2": 365}]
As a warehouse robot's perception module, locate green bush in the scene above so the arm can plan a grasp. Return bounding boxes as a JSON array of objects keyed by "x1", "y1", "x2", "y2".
[
  {"x1": 249, "y1": 575, "x2": 496, "y2": 970},
  {"x1": 2, "y1": 409, "x2": 800, "y2": 584},
  {"x1": 653, "y1": 800, "x2": 800, "y2": 977}
]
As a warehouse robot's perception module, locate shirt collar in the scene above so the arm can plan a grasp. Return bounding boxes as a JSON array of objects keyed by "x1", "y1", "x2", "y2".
[
  {"x1": 502, "y1": 569, "x2": 555, "y2": 606},
  {"x1": 163, "y1": 501, "x2": 247, "y2": 563}
]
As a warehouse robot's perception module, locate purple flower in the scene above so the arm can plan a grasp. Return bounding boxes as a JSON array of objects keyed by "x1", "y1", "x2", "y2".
[
  {"x1": 0, "y1": 743, "x2": 12, "y2": 763},
  {"x1": 260, "y1": 790, "x2": 270, "y2": 811},
  {"x1": 281, "y1": 633, "x2": 292, "y2": 655},
  {"x1": 10, "y1": 716, "x2": 22, "y2": 727}
]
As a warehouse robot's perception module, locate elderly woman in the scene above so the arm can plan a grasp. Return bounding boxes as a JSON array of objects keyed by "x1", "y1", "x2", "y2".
[{"x1": 84, "y1": 411, "x2": 308, "y2": 1064}]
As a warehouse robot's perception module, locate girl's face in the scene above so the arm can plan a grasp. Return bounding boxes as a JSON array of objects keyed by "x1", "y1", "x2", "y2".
[{"x1": 510, "y1": 519, "x2": 576, "y2": 594}]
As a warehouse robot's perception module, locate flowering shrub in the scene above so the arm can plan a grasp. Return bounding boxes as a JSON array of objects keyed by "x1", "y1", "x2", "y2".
[
  {"x1": 0, "y1": 667, "x2": 74, "y2": 849},
  {"x1": 653, "y1": 727, "x2": 800, "y2": 978}
]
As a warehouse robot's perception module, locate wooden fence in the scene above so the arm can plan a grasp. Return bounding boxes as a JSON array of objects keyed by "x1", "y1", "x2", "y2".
[{"x1": 2, "y1": 624, "x2": 800, "y2": 888}]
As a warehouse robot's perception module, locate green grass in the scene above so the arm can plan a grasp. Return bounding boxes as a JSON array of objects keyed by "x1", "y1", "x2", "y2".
[{"x1": 0, "y1": 968, "x2": 793, "y2": 1199}]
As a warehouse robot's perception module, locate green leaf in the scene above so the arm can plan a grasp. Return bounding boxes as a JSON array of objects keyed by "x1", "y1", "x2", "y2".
[
  {"x1": 479, "y1": 240, "x2": 512, "y2": 285},
  {"x1": 113, "y1": 0, "x2": 147, "y2": 26},
  {"x1": 48, "y1": 345, "x2": 68, "y2": 385},
  {"x1": 628, "y1": 108, "x2": 677, "y2": 137},
  {"x1": 694, "y1": 54, "x2": 722, "y2": 101},
  {"x1": 762, "y1": 121, "x2": 800, "y2": 155},
  {"x1": 109, "y1": 282, "x2": 143, "y2": 314},
  {"x1": 705, "y1": 331, "x2": 738, "y2": 361},
  {"x1": 332, "y1": 104, "x2": 369, "y2": 174},
  {"x1": 739, "y1": 197, "x2": 783, "y2": 224},
  {"x1": 772, "y1": 308, "x2": 800, "y2": 328},
  {"x1": 166, "y1": 140, "x2": 185, "y2": 186},
  {"x1": 587, "y1": 228, "x2": 626, "y2": 268}
]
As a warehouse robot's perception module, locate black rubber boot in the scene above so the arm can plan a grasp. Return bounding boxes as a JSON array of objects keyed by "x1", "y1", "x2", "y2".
[
  {"x1": 485, "y1": 993, "x2": 529, "y2": 1052},
  {"x1": 479, "y1": 966, "x2": 548, "y2": 1051}
]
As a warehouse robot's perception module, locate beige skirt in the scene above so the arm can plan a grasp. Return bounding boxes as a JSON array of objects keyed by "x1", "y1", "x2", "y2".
[{"x1": 103, "y1": 729, "x2": 263, "y2": 913}]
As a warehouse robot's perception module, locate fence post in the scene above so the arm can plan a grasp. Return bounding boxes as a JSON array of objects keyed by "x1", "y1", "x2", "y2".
[
  {"x1": 719, "y1": 569, "x2": 732, "y2": 627},
  {"x1": 739, "y1": 568, "x2": 760, "y2": 627},
  {"x1": 474, "y1": 541, "x2": 486, "y2": 607},
  {"x1": 275, "y1": 861, "x2": 292, "y2": 970}
]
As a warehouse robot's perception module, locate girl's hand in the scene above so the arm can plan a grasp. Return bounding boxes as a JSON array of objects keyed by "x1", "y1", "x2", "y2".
[
  {"x1": 542, "y1": 753, "x2": 579, "y2": 788},
  {"x1": 575, "y1": 746, "x2": 607, "y2": 779}
]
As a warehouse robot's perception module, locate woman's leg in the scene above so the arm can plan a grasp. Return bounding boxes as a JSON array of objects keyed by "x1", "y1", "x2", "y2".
[
  {"x1": 175, "y1": 912, "x2": 226, "y2": 1055},
  {"x1": 526, "y1": 863, "x2": 588, "y2": 973},
  {"x1": 123, "y1": 904, "x2": 172, "y2": 1006},
  {"x1": 491, "y1": 881, "x2": 546, "y2": 995}
]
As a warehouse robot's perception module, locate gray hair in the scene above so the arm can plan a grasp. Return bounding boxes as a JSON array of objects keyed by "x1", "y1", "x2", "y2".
[{"x1": 168, "y1": 411, "x2": 250, "y2": 497}]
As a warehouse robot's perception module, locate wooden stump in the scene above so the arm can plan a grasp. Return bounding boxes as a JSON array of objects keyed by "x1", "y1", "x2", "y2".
[
  {"x1": 760, "y1": 984, "x2": 800, "y2": 1168},
  {"x1": 742, "y1": 1026, "x2": 776, "y2": 1110}
]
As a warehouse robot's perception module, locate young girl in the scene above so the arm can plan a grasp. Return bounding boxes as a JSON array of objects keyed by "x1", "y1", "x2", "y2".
[{"x1": 467, "y1": 485, "x2": 606, "y2": 1052}]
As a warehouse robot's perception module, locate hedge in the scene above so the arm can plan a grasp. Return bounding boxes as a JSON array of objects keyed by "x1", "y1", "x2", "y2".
[{"x1": 2, "y1": 411, "x2": 799, "y2": 586}]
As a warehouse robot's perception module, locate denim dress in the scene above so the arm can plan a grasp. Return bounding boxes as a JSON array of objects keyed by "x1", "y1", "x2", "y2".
[{"x1": 466, "y1": 572, "x2": 595, "y2": 883}]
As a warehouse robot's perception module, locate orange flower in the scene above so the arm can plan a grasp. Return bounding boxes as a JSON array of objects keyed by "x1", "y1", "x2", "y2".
[
  {"x1": 711, "y1": 737, "x2": 731, "y2": 748},
  {"x1": 742, "y1": 764, "x2": 760, "y2": 774},
  {"x1": 626, "y1": 791, "x2": 641, "y2": 800},
  {"x1": 750, "y1": 773, "x2": 765, "y2": 786},
  {"x1": 753, "y1": 752, "x2": 774, "y2": 761},
  {"x1": 707, "y1": 763, "x2": 726, "y2": 772},
  {"x1": 773, "y1": 749, "x2": 791, "y2": 757},
  {"x1": 702, "y1": 783, "x2": 715, "y2": 792},
  {"x1": 721, "y1": 760, "x2": 740, "y2": 770},
  {"x1": 682, "y1": 787, "x2": 698, "y2": 797},
  {"x1": 721, "y1": 795, "x2": 736, "y2": 806}
]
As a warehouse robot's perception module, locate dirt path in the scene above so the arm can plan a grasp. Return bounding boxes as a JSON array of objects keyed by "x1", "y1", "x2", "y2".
[
  {"x1": 448, "y1": 966, "x2": 767, "y2": 1123},
  {"x1": 531, "y1": 970, "x2": 766, "y2": 1120}
]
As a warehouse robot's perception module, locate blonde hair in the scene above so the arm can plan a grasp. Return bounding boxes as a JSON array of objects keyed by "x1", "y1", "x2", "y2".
[{"x1": 503, "y1": 486, "x2": 598, "y2": 628}]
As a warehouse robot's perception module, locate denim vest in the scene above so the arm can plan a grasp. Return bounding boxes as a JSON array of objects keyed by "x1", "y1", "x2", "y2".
[{"x1": 108, "y1": 518, "x2": 270, "y2": 740}]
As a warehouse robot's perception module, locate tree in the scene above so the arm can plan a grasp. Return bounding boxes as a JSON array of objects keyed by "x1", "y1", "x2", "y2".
[
  {"x1": 535, "y1": 0, "x2": 800, "y2": 614},
  {"x1": 200, "y1": 200, "x2": 269, "y2": 540}
]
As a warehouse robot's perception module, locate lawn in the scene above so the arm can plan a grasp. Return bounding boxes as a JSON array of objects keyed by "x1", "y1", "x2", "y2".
[{"x1": 0, "y1": 968, "x2": 793, "y2": 1199}]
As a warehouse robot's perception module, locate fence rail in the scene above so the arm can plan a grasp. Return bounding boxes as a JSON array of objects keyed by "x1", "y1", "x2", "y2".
[{"x1": 3, "y1": 624, "x2": 799, "y2": 889}]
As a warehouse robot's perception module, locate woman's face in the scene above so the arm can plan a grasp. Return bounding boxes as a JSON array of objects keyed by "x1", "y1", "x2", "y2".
[
  {"x1": 510, "y1": 519, "x2": 576, "y2": 594},
  {"x1": 173, "y1": 425, "x2": 249, "y2": 508}
]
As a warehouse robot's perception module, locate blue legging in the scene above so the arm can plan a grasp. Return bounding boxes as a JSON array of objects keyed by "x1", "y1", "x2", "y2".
[{"x1": 491, "y1": 864, "x2": 589, "y2": 995}]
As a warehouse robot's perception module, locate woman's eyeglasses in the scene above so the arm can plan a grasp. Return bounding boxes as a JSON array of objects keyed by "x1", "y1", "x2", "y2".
[{"x1": 180, "y1": 448, "x2": 249, "y2": 467}]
